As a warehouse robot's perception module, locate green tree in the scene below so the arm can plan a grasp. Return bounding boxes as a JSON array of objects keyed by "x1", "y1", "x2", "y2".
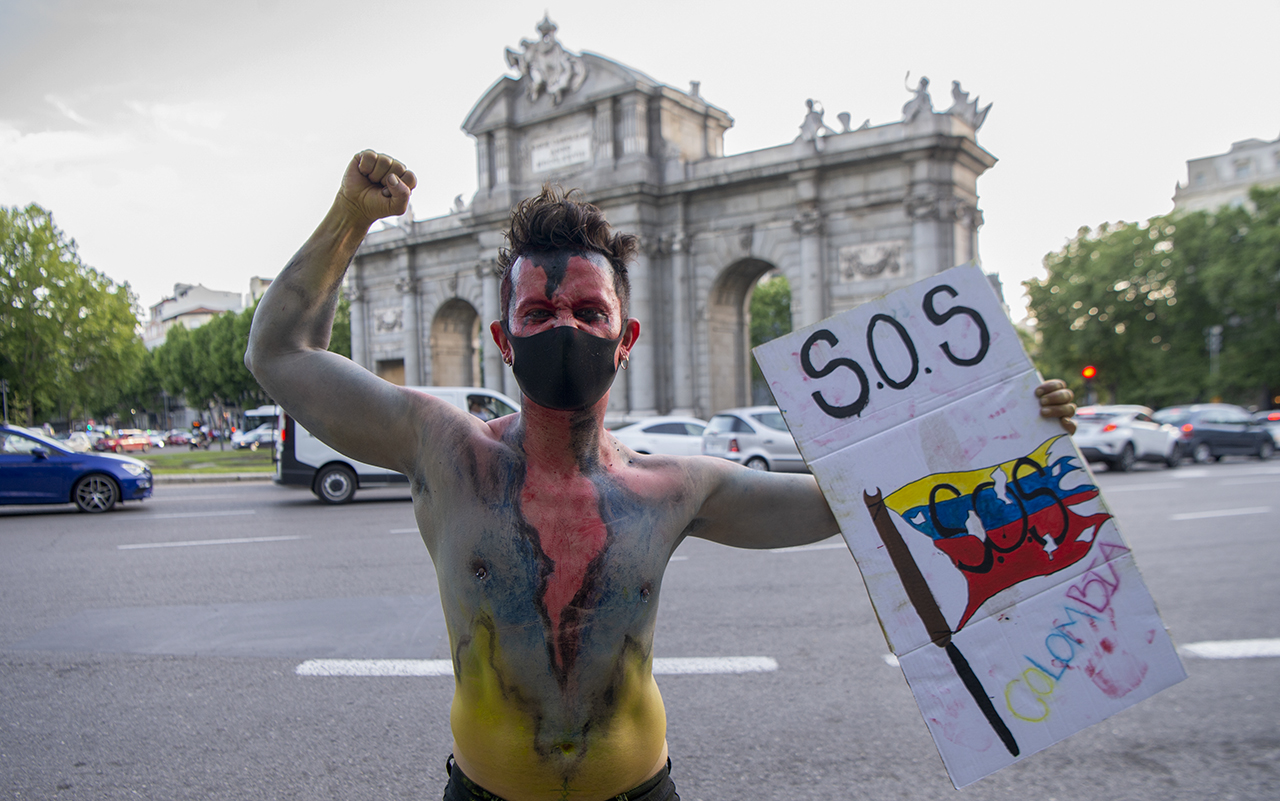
[
  {"x1": 749, "y1": 273, "x2": 792, "y2": 404},
  {"x1": 1025, "y1": 186, "x2": 1280, "y2": 409},
  {"x1": 0, "y1": 204, "x2": 145, "y2": 425},
  {"x1": 329, "y1": 293, "x2": 351, "y2": 359}
]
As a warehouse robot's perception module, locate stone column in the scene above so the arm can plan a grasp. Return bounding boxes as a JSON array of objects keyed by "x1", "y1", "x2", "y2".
[
  {"x1": 626, "y1": 244, "x2": 656, "y2": 417},
  {"x1": 492, "y1": 128, "x2": 513, "y2": 186},
  {"x1": 619, "y1": 94, "x2": 648, "y2": 158},
  {"x1": 792, "y1": 171, "x2": 824, "y2": 328},
  {"x1": 670, "y1": 198, "x2": 695, "y2": 415},
  {"x1": 905, "y1": 192, "x2": 944, "y2": 277},
  {"x1": 594, "y1": 99, "x2": 614, "y2": 166},
  {"x1": 476, "y1": 134, "x2": 492, "y2": 193},
  {"x1": 480, "y1": 261, "x2": 504, "y2": 392},
  {"x1": 396, "y1": 265, "x2": 420, "y2": 386}
]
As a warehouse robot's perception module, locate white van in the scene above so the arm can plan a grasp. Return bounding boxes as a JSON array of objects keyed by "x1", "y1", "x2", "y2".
[{"x1": 274, "y1": 387, "x2": 520, "y2": 504}]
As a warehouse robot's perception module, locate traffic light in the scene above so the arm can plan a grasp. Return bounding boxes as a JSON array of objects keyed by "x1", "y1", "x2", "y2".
[{"x1": 1081, "y1": 365, "x2": 1097, "y2": 405}]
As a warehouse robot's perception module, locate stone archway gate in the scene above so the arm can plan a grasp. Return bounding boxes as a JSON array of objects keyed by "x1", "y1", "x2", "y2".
[{"x1": 348, "y1": 18, "x2": 997, "y2": 419}]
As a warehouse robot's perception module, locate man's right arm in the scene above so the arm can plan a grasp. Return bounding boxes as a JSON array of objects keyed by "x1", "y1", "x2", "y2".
[{"x1": 244, "y1": 151, "x2": 437, "y2": 473}]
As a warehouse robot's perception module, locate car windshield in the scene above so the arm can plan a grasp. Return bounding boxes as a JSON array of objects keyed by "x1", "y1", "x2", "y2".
[
  {"x1": 1153, "y1": 410, "x2": 1189, "y2": 425},
  {"x1": 3, "y1": 430, "x2": 67, "y2": 454},
  {"x1": 705, "y1": 415, "x2": 745, "y2": 434},
  {"x1": 1075, "y1": 411, "x2": 1117, "y2": 421},
  {"x1": 750, "y1": 411, "x2": 789, "y2": 431}
]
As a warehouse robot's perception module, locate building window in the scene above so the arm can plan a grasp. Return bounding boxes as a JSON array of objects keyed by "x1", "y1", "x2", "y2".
[
  {"x1": 1194, "y1": 171, "x2": 1207, "y2": 185},
  {"x1": 1234, "y1": 160, "x2": 1251, "y2": 179}
]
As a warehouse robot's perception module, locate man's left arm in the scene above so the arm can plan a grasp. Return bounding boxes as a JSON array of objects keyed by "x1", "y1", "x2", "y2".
[{"x1": 687, "y1": 379, "x2": 1077, "y2": 550}]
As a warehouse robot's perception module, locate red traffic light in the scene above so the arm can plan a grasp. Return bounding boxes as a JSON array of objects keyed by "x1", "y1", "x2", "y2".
[{"x1": 1081, "y1": 365, "x2": 1097, "y2": 380}]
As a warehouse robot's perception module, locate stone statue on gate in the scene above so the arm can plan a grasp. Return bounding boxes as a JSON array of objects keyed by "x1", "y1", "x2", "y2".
[
  {"x1": 901, "y1": 73, "x2": 933, "y2": 123},
  {"x1": 944, "y1": 80, "x2": 992, "y2": 131},
  {"x1": 505, "y1": 15, "x2": 587, "y2": 105},
  {"x1": 797, "y1": 99, "x2": 837, "y2": 150}
]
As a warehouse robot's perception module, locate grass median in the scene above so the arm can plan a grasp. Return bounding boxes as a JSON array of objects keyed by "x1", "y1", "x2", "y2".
[{"x1": 139, "y1": 446, "x2": 275, "y2": 475}]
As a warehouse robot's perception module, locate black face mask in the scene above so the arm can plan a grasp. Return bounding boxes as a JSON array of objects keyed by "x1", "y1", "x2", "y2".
[{"x1": 503, "y1": 324, "x2": 623, "y2": 411}]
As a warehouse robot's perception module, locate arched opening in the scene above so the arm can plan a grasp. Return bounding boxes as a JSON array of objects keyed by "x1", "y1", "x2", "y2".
[
  {"x1": 749, "y1": 270, "x2": 793, "y2": 405},
  {"x1": 430, "y1": 299, "x2": 482, "y2": 387},
  {"x1": 707, "y1": 259, "x2": 790, "y2": 412}
]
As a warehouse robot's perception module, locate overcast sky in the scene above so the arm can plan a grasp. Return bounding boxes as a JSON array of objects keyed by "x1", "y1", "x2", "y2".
[{"x1": 2, "y1": 0, "x2": 1277, "y2": 323}]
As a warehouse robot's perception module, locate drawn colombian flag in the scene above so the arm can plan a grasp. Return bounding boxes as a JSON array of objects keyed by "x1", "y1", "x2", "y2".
[{"x1": 883, "y1": 436, "x2": 1111, "y2": 631}]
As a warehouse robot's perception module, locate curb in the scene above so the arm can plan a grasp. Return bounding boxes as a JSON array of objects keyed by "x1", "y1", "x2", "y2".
[{"x1": 153, "y1": 473, "x2": 274, "y2": 484}]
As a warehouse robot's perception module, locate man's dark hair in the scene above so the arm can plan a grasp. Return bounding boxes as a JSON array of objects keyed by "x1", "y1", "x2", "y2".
[{"x1": 498, "y1": 185, "x2": 638, "y2": 324}]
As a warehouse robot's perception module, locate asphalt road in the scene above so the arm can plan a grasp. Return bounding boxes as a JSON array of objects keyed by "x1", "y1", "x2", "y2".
[{"x1": 1, "y1": 457, "x2": 1277, "y2": 800}]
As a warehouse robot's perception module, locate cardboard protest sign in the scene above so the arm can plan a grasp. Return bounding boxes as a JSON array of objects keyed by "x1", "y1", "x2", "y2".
[{"x1": 753, "y1": 263, "x2": 1185, "y2": 787}]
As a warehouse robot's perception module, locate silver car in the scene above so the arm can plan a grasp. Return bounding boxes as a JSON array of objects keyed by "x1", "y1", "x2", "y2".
[
  {"x1": 1072, "y1": 405, "x2": 1180, "y2": 471},
  {"x1": 610, "y1": 416, "x2": 708, "y2": 456},
  {"x1": 701, "y1": 406, "x2": 806, "y2": 472}
]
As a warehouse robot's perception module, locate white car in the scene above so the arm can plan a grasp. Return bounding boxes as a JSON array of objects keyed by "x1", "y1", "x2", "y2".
[
  {"x1": 701, "y1": 406, "x2": 806, "y2": 472},
  {"x1": 610, "y1": 416, "x2": 708, "y2": 456},
  {"x1": 231, "y1": 422, "x2": 274, "y2": 448},
  {"x1": 1072, "y1": 405, "x2": 1180, "y2": 471},
  {"x1": 276, "y1": 387, "x2": 520, "y2": 504}
]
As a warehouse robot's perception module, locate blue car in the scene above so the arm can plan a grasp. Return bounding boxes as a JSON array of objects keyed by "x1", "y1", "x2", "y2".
[{"x1": 0, "y1": 425, "x2": 153, "y2": 513}]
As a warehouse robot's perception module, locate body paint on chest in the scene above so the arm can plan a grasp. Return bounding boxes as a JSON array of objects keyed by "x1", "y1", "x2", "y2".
[{"x1": 520, "y1": 459, "x2": 609, "y2": 684}]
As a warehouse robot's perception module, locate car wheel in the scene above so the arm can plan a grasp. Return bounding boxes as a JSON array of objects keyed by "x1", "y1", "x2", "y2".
[
  {"x1": 1164, "y1": 446, "x2": 1180, "y2": 469},
  {"x1": 1114, "y1": 443, "x2": 1136, "y2": 472},
  {"x1": 745, "y1": 456, "x2": 769, "y2": 471},
  {"x1": 73, "y1": 474, "x2": 118, "y2": 513},
  {"x1": 114, "y1": 444, "x2": 124, "y2": 453},
  {"x1": 1192, "y1": 442, "x2": 1214, "y2": 464},
  {"x1": 1259, "y1": 440, "x2": 1275, "y2": 461},
  {"x1": 314, "y1": 465, "x2": 357, "y2": 504}
]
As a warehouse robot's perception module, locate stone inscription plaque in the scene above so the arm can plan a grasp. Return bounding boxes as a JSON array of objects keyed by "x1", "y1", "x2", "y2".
[{"x1": 531, "y1": 128, "x2": 593, "y2": 173}]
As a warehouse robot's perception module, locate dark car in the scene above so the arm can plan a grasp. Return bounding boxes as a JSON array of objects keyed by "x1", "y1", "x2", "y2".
[
  {"x1": 0, "y1": 425, "x2": 153, "y2": 513},
  {"x1": 1152, "y1": 404, "x2": 1274, "y2": 463}
]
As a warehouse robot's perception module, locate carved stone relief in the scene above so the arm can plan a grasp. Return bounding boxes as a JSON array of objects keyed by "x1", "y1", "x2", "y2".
[
  {"x1": 374, "y1": 307, "x2": 403, "y2": 333},
  {"x1": 792, "y1": 208, "x2": 823, "y2": 236},
  {"x1": 838, "y1": 241, "x2": 905, "y2": 282}
]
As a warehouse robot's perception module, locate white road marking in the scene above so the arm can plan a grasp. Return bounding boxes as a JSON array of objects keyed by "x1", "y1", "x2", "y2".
[
  {"x1": 768, "y1": 541, "x2": 848, "y2": 554},
  {"x1": 295, "y1": 656, "x2": 778, "y2": 677},
  {"x1": 144, "y1": 510, "x2": 258, "y2": 520},
  {"x1": 118, "y1": 535, "x2": 307, "y2": 550},
  {"x1": 389, "y1": 528, "x2": 419, "y2": 534},
  {"x1": 883, "y1": 654, "x2": 900, "y2": 667},
  {"x1": 1232, "y1": 476, "x2": 1280, "y2": 485},
  {"x1": 654, "y1": 656, "x2": 777, "y2": 674},
  {"x1": 668, "y1": 555, "x2": 689, "y2": 562},
  {"x1": 1169, "y1": 506, "x2": 1271, "y2": 521},
  {"x1": 298, "y1": 659, "x2": 453, "y2": 676},
  {"x1": 1102, "y1": 483, "x2": 1181, "y2": 493},
  {"x1": 1179, "y1": 638, "x2": 1280, "y2": 659}
]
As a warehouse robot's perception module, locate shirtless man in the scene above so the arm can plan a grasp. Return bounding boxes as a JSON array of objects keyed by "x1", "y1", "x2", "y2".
[{"x1": 245, "y1": 151, "x2": 1077, "y2": 801}]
